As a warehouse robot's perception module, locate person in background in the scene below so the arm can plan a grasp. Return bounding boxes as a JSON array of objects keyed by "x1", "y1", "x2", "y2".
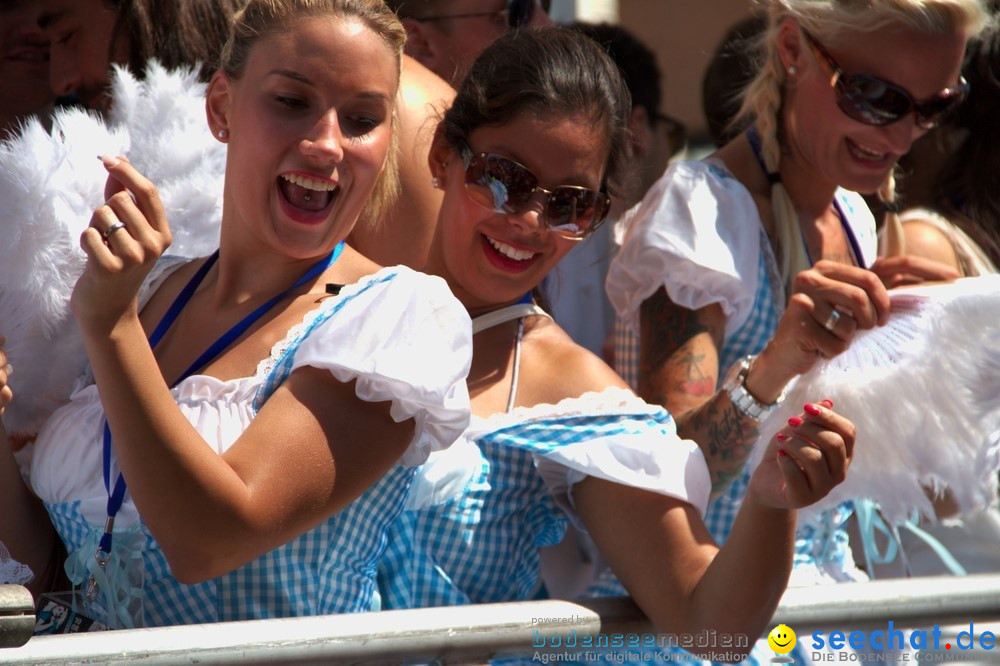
[
  {"x1": 896, "y1": 14, "x2": 1000, "y2": 275},
  {"x1": 39, "y1": 0, "x2": 240, "y2": 114},
  {"x1": 0, "y1": 0, "x2": 54, "y2": 138},
  {"x1": 0, "y1": 0, "x2": 471, "y2": 628},
  {"x1": 702, "y1": 13, "x2": 768, "y2": 149},
  {"x1": 385, "y1": 0, "x2": 552, "y2": 88}
]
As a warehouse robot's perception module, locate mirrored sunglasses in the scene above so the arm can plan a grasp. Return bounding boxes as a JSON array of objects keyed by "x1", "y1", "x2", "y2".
[
  {"x1": 803, "y1": 30, "x2": 968, "y2": 130},
  {"x1": 459, "y1": 143, "x2": 610, "y2": 240}
]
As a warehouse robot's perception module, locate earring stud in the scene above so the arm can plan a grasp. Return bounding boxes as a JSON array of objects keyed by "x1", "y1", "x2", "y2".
[
  {"x1": 431, "y1": 176, "x2": 441, "y2": 188},
  {"x1": 217, "y1": 129, "x2": 228, "y2": 140},
  {"x1": 787, "y1": 66, "x2": 797, "y2": 76}
]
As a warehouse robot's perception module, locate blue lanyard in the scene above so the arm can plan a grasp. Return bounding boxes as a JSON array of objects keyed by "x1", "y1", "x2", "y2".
[
  {"x1": 744, "y1": 127, "x2": 864, "y2": 268},
  {"x1": 93, "y1": 243, "x2": 344, "y2": 584}
]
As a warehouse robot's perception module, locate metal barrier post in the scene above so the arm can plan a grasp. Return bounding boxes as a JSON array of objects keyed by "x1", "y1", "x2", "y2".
[{"x1": 0, "y1": 585, "x2": 34, "y2": 649}]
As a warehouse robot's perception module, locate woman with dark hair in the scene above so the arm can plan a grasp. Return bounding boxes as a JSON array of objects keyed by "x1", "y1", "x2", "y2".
[{"x1": 377, "y1": 27, "x2": 854, "y2": 662}]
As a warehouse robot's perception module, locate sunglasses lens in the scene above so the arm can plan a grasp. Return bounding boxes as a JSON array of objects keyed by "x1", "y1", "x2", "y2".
[
  {"x1": 463, "y1": 148, "x2": 608, "y2": 239},
  {"x1": 546, "y1": 188, "x2": 610, "y2": 238},
  {"x1": 839, "y1": 75, "x2": 914, "y2": 126},
  {"x1": 914, "y1": 90, "x2": 966, "y2": 129},
  {"x1": 465, "y1": 153, "x2": 537, "y2": 213}
]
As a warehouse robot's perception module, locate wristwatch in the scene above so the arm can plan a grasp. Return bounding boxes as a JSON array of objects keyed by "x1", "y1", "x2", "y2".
[{"x1": 721, "y1": 355, "x2": 783, "y2": 422}]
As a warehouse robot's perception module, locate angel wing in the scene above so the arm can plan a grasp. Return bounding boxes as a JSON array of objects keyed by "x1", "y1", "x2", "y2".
[{"x1": 0, "y1": 62, "x2": 225, "y2": 435}]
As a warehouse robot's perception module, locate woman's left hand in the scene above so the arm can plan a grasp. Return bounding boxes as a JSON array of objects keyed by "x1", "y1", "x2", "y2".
[
  {"x1": 746, "y1": 399, "x2": 855, "y2": 510},
  {"x1": 71, "y1": 156, "x2": 173, "y2": 331}
]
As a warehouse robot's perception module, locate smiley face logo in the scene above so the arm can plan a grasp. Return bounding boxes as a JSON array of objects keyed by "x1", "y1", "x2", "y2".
[{"x1": 767, "y1": 624, "x2": 796, "y2": 655}]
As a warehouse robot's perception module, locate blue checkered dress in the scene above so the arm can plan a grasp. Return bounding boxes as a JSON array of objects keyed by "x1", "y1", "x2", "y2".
[
  {"x1": 38, "y1": 267, "x2": 470, "y2": 627},
  {"x1": 377, "y1": 407, "x2": 699, "y2": 610},
  {"x1": 606, "y1": 172, "x2": 877, "y2": 664}
]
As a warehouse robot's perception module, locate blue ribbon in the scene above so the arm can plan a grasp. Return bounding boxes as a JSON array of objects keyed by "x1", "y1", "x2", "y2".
[{"x1": 87, "y1": 243, "x2": 345, "y2": 625}]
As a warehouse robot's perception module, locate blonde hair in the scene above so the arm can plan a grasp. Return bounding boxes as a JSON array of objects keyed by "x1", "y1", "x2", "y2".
[
  {"x1": 735, "y1": 0, "x2": 992, "y2": 291},
  {"x1": 219, "y1": 0, "x2": 406, "y2": 227}
]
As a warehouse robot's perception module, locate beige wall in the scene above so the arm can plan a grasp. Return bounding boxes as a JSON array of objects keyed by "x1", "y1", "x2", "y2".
[{"x1": 620, "y1": 0, "x2": 755, "y2": 143}]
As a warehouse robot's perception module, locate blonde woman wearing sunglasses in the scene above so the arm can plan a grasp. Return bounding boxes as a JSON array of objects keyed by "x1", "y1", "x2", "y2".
[
  {"x1": 608, "y1": 0, "x2": 990, "y2": 631},
  {"x1": 375, "y1": 27, "x2": 857, "y2": 664}
]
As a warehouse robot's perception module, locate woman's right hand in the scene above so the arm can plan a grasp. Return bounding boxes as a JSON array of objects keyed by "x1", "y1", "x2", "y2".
[
  {"x1": 748, "y1": 261, "x2": 890, "y2": 396},
  {"x1": 71, "y1": 156, "x2": 173, "y2": 334}
]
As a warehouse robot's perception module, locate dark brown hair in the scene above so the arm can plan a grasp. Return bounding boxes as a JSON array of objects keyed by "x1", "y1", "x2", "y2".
[{"x1": 440, "y1": 26, "x2": 633, "y2": 198}]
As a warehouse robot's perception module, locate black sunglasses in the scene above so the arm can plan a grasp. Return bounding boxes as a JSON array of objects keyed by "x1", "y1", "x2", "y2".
[
  {"x1": 803, "y1": 30, "x2": 969, "y2": 130},
  {"x1": 414, "y1": 0, "x2": 550, "y2": 30},
  {"x1": 458, "y1": 142, "x2": 610, "y2": 240}
]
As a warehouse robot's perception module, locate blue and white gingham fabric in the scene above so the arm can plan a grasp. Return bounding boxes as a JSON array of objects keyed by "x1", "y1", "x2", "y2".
[
  {"x1": 377, "y1": 408, "x2": 696, "y2": 610},
  {"x1": 39, "y1": 267, "x2": 471, "y2": 627},
  {"x1": 48, "y1": 467, "x2": 415, "y2": 626}
]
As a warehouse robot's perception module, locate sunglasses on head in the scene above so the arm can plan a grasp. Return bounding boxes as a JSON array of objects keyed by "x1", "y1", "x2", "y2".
[
  {"x1": 458, "y1": 141, "x2": 610, "y2": 240},
  {"x1": 415, "y1": 0, "x2": 551, "y2": 30},
  {"x1": 802, "y1": 30, "x2": 969, "y2": 130}
]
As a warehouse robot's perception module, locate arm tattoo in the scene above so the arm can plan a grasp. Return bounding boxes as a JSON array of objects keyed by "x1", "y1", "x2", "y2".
[
  {"x1": 684, "y1": 396, "x2": 760, "y2": 495},
  {"x1": 637, "y1": 288, "x2": 761, "y2": 496},
  {"x1": 638, "y1": 287, "x2": 720, "y2": 403}
]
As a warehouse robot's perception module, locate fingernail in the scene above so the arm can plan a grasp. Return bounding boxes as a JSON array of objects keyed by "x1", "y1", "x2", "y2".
[
  {"x1": 788, "y1": 416, "x2": 804, "y2": 427},
  {"x1": 776, "y1": 433, "x2": 789, "y2": 442},
  {"x1": 777, "y1": 448, "x2": 789, "y2": 458},
  {"x1": 821, "y1": 399, "x2": 834, "y2": 408},
  {"x1": 804, "y1": 403, "x2": 822, "y2": 416},
  {"x1": 98, "y1": 154, "x2": 120, "y2": 167}
]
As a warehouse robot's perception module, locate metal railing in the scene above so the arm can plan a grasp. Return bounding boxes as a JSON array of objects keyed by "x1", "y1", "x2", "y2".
[{"x1": 2, "y1": 574, "x2": 1000, "y2": 664}]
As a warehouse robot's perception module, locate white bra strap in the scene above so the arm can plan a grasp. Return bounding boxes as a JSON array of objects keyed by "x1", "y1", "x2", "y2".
[
  {"x1": 506, "y1": 318, "x2": 526, "y2": 413},
  {"x1": 472, "y1": 302, "x2": 551, "y2": 413},
  {"x1": 472, "y1": 303, "x2": 550, "y2": 334}
]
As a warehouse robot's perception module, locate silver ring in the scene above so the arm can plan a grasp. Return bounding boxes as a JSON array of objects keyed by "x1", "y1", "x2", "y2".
[
  {"x1": 103, "y1": 222, "x2": 126, "y2": 241},
  {"x1": 822, "y1": 308, "x2": 841, "y2": 332}
]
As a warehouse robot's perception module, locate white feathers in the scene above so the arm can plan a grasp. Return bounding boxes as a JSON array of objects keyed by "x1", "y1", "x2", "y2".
[
  {"x1": 752, "y1": 275, "x2": 1000, "y2": 526},
  {"x1": 0, "y1": 62, "x2": 225, "y2": 435}
]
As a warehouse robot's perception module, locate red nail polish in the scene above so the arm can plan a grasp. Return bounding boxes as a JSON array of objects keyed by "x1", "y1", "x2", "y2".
[
  {"x1": 777, "y1": 449, "x2": 789, "y2": 458},
  {"x1": 804, "y1": 403, "x2": 822, "y2": 416},
  {"x1": 788, "y1": 416, "x2": 804, "y2": 427},
  {"x1": 821, "y1": 398, "x2": 834, "y2": 408},
  {"x1": 776, "y1": 433, "x2": 789, "y2": 441}
]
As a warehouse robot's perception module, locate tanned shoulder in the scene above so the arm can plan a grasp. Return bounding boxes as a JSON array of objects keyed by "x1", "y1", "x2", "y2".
[{"x1": 518, "y1": 317, "x2": 629, "y2": 408}]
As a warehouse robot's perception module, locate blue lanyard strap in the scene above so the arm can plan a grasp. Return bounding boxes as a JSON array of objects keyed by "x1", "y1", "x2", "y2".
[{"x1": 96, "y1": 243, "x2": 345, "y2": 570}]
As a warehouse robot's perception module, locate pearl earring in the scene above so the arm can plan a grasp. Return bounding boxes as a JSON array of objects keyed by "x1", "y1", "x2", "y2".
[
  {"x1": 787, "y1": 66, "x2": 797, "y2": 76},
  {"x1": 431, "y1": 176, "x2": 441, "y2": 188},
  {"x1": 217, "y1": 129, "x2": 228, "y2": 140}
]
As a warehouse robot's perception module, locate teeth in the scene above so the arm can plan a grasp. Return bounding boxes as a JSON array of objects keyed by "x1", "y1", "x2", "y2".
[
  {"x1": 487, "y1": 236, "x2": 536, "y2": 261},
  {"x1": 281, "y1": 173, "x2": 337, "y2": 191},
  {"x1": 848, "y1": 140, "x2": 886, "y2": 160}
]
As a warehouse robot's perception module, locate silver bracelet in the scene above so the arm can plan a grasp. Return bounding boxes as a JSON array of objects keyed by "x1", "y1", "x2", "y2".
[{"x1": 721, "y1": 355, "x2": 784, "y2": 422}]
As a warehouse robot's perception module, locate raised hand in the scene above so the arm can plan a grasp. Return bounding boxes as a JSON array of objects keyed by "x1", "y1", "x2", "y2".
[
  {"x1": 747, "y1": 261, "x2": 890, "y2": 395},
  {"x1": 71, "y1": 156, "x2": 173, "y2": 332},
  {"x1": 747, "y1": 400, "x2": 855, "y2": 509}
]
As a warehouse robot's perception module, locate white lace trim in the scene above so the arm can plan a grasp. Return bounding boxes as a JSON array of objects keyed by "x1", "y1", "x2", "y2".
[
  {"x1": 0, "y1": 540, "x2": 33, "y2": 585},
  {"x1": 473, "y1": 386, "x2": 663, "y2": 432},
  {"x1": 252, "y1": 267, "x2": 401, "y2": 380}
]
